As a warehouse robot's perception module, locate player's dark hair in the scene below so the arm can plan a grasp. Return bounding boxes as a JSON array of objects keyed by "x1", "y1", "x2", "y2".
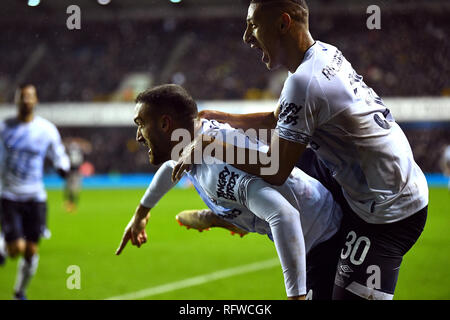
[
  {"x1": 135, "y1": 84, "x2": 198, "y2": 122},
  {"x1": 250, "y1": 0, "x2": 308, "y2": 23},
  {"x1": 18, "y1": 83, "x2": 35, "y2": 90},
  {"x1": 16, "y1": 83, "x2": 36, "y2": 94},
  {"x1": 15, "y1": 83, "x2": 38, "y2": 102},
  {"x1": 250, "y1": 0, "x2": 308, "y2": 10}
]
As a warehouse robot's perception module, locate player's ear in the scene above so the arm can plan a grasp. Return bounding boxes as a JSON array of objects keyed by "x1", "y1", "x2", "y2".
[
  {"x1": 279, "y1": 13, "x2": 292, "y2": 34},
  {"x1": 160, "y1": 114, "x2": 171, "y2": 133}
]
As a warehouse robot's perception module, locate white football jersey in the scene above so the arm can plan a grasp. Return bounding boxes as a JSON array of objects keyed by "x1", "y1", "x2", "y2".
[
  {"x1": 275, "y1": 41, "x2": 428, "y2": 223},
  {"x1": 188, "y1": 119, "x2": 341, "y2": 252},
  {"x1": 141, "y1": 119, "x2": 342, "y2": 297},
  {"x1": 0, "y1": 116, "x2": 70, "y2": 202}
]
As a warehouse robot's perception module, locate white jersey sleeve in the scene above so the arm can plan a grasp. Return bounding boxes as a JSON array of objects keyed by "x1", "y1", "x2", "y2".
[
  {"x1": 46, "y1": 124, "x2": 70, "y2": 172},
  {"x1": 140, "y1": 160, "x2": 178, "y2": 208},
  {"x1": 276, "y1": 73, "x2": 325, "y2": 145},
  {"x1": 275, "y1": 41, "x2": 428, "y2": 223}
]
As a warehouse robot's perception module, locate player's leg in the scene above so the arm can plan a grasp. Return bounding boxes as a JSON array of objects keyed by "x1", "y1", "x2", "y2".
[
  {"x1": 64, "y1": 172, "x2": 80, "y2": 212},
  {"x1": 0, "y1": 232, "x2": 6, "y2": 265},
  {"x1": 332, "y1": 206, "x2": 427, "y2": 300},
  {"x1": 13, "y1": 201, "x2": 45, "y2": 300},
  {"x1": 39, "y1": 199, "x2": 51, "y2": 239},
  {"x1": 296, "y1": 148, "x2": 345, "y2": 205},
  {"x1": 175, "y1": 149, "x2": 342, "y2": 239},
  {"x1": 176, "y1": 209, "x2": 248, "y2": 237},
  {"x1": 0, "y1": 208, "x2": 6, "y2": 265},
  {"x1": 71, "y1": 172, "x2": 82, "y2": 205},
  {"x1": 0, "y1": 199, "x2": 26, "y2": 260},
  {"x1": 13, "y1": 241, "x2": 39, "y2": 300},
  {"x1": 245, "y1": 179, "x2": 308, "y2": 298},
  {"x1": 305, "y1": 230, "x2": 343, "y2": 300}
]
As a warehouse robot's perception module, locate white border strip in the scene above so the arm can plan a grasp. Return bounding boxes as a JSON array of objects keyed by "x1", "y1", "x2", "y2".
[
  {"x1": 105, "y1": 258, "x2": 280, "y2": 300},
  {"x1": 1, "y1": 97, "x2": 449, "y2": 126},
  {"x1": 346, "y1": 281, "x2": 394, "y2": 300}
]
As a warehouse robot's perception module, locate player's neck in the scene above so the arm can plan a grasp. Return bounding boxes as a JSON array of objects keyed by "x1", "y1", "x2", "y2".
[
  {"x1": 285, "y1": 30, "x2": 315, "y2": 73},
  {"x1": 17, "y1": 112, "x2": 34, "y2": 123},
  {"x1": 193, "y1": 118, "x2": 203, "y2": 140}
]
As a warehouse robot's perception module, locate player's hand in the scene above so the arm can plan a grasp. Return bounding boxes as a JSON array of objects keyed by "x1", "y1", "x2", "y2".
[
  {"x1": 172, "y1": 138, "x2": 199, "y2": 182},
  {"x1": 115, "y1": 216, "x2": 148, "y2": 255},
  {"x1": 130, "y1": 215, "x2": 149, "y2": 248},
  {"x1": 116, "y1": 206, "x2": 150, "y2": 255}
]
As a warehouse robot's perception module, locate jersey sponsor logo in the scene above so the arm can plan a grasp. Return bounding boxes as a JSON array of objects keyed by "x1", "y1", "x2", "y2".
[
  {"x1": 322, "y1": 49, "x2": 344, "y2": 80},
  {"x1": 216, "y1": 166, "x2": 240, "y2": 201},
  {"x1": 279, "y1": 101, "x2": 303, "y2": 126}
]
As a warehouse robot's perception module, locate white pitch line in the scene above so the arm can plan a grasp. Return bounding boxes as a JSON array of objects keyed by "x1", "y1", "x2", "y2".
[{"x1": 106, "y1": 258, "x2": 279, "y2": 300}]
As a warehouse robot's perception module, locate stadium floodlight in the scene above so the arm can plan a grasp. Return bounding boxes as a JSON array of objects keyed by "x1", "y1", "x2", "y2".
[{"x1": 28, "y1": 0, "x2": 40, "y2": 6}]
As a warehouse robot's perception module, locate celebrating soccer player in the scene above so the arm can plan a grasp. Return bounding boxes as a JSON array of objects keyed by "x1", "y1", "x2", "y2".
[
  {"x1": 172, "y1": 0, "x2": 429, "y2": 300},
  {"x1": 116, "y1": 84, "x2": 346, "y2": 300},
  {"x1": 0, "y1": 84, "x2": 70, "y2": 300}
]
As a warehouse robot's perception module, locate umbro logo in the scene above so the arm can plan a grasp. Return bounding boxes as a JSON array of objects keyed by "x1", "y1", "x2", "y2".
[{"x1": 340, "y1": 265, "x2": 354, "y2": 273}]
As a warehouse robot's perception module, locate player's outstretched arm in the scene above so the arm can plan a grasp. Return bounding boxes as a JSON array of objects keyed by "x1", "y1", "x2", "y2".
[
  {"x1": 116, "y1": 160, "x2": 178, "y2": 255},
  {"x1": 198, "y1": 109, "x2": 278, "y2": 131}
]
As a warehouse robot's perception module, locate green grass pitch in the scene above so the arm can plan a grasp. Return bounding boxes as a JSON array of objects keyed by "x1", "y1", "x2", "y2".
[{"x1": 0, "y1": 187, "x2": 449, "y2": 300}]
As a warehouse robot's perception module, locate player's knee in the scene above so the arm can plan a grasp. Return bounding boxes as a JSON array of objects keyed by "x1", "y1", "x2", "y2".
[
  {"x1": 7, "y1": 240, "x2": 26, "y2": 258},
  {"x1": 24, "y1": 242, "x2": 39, "y2": 260},
  {"x1": 266, "y1": 208, "x2": 298, "y2": 229}
]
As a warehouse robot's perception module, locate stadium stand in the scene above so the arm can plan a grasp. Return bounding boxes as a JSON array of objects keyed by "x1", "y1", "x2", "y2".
[
  {"x1": 1, "y1": 1, "x2": 449, "y2": 175},
  {"x1": 0, "y1": 7, "x2": 448, "y2": 102}
]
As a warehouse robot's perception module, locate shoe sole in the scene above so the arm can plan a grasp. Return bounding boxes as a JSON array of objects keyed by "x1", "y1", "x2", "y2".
[{"x1": 175, "y1": 216, "x2": 246, "y2": 237}]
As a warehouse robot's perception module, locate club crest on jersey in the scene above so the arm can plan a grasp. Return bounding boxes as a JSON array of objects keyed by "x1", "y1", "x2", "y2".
[
  {"x1": 279, "y1": 101, "x2": 302, "y2": 126},
  {"x1": 217, "y1": 166, "x2": 240, "y2": 201}
]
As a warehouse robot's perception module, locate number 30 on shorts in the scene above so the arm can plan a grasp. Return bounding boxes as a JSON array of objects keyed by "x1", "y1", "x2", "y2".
[{"x1": 340, "y1": 231, "x2": 371, "y2": 266}]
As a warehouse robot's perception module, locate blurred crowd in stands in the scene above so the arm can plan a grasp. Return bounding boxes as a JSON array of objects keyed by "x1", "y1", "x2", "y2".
[
  {"x1": 0, "y1": 6, "x2": 448, "y2": 102},
  {"x1": 2, "y1": 4, "x2": 449, "y2": 174}
]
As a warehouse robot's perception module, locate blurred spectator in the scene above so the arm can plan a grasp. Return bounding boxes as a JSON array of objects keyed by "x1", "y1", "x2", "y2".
[
  {"x1": 0, "y1": 7, "x2": 448, "y2": 102},
  {"x1": 62, "y1": 137, "x2": 92, "y2": 212}
]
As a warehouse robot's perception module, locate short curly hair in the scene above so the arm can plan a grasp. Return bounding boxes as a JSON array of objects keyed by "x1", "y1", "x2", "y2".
[{"x1": 135, "y1": 84, "x2": 198, "y2": 122}]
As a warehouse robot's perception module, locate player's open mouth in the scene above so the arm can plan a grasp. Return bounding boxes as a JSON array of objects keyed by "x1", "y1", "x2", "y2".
[
  {"x1": 251, "y1": 43, "x2": 269, "y2": 64},
  {"x1": 262, "y1": 51, "x2": 269, "y2": 64}
]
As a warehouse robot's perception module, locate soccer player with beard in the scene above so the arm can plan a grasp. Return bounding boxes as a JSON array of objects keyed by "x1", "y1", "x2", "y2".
[
  {"x1": 0, "y1": 84, "x2": 70, "y2": 299},
  {"x1": 116, "y1": 84, "x2": 344, "y2": 300}
]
